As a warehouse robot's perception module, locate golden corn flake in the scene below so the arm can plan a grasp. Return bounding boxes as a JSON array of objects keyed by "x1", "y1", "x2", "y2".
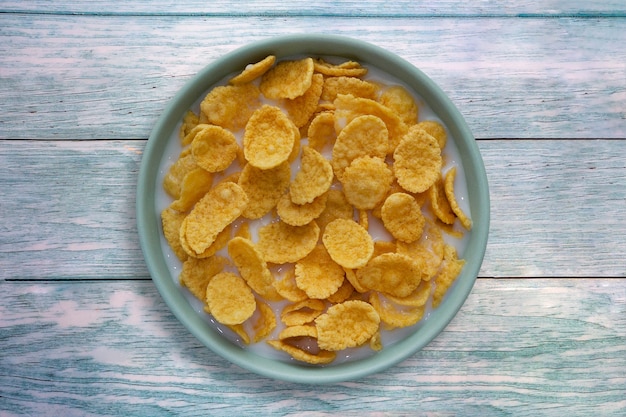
[
  {"x1": 393, "y1": 126, "x2": 442, "y2": 194},
  {"x1": 226, "y1": 323, "x2": 250, "y2": 345},
  {"x1": 179, "y1": 256, "x2": 230, "y2": 301},
  {"x1": 243, "y1": 105, "x2": 296, "y2": 170},
  {"x1": 281, "y1": 299, "x2": 326, "y2": 326},
  {"x1": 307, "y1": 111, "x2": 337, "y2": 152},
  {"x1": 229, "y1": 55, "x2": 276, "y2": 85},
  {"x1": 260, "y1": 57, "x2": 314, "y2": 100},
  {"x1": 326, "y1": 278, "x2": 355, "y2": 304},
  {"x1": 279, "y1": 324, "x2": 319, "y2": 340},
  {"x1": 284, "y1": 73, "x2": 324, "y2": 128},
  {"x1": 321, "y1": 76, "x2": 379, "y2": 102},
  {"x1": 396, "y1": 218, "x2": 444, "y2": 281},
  {"x1": 341, "y1": 156, "x2": 393, "y2": 210},
  {"x1": 267, "y1": 340, "x2": 336, "y2": 365},
  {"x1": 290, "y1": 146, "x2": 333, "y2": 205},
  {"x1": 356, "y1": 253, "x2": 423, "y2": 298},
  {"x1": 161, "y1": 207, "x2": 189, "y2": 261},
  {"x1": 373, "y1": 240, "x2": 396, "y2": 257},
  {"x1": 163, "y1": 152, "x2": 198, "y2": 200},
  {"x1": 169, "y1": 168, "x2": 214, "y2": 212},
  {"x1": 252, "y1": 300, "x2": 277, "y2": 343},
  {"x1": 381, "y1": 192, "x2": 425, "y2": 243},
  {"x1": 295, "y1": 245, "x2": 345, "y2": 299},
  {"x1": 313, "y1": 58, "x2": 368, "y2": 77},
  {"x1": 205, "y1": 272, "x2": 256, "y2": 325},
  {"x1": 444, "y1": 166, "x2": 472, "y2": 230},
  {"x1": 343, "y1": 267, "x2": 368, "y2": 293},
  {"x1": 331, "y1": 114, "x2": 389, "y2": 181},
  {"x1": 379, "y1": 85, "x2": 419, "y2": 127},
  {"x1": 316, "y1": 300, "x2": 380, "y2": 351},
  {"x1": 322, "y1": 218, "x2": 374, "y2": 269},
  {"x1": 429, "y1": 174, "x2": 456, "y2": 225},
  {"x1": 432, "y1": 245, "x2": 466, "y2": 308},
  {"x1": 386, "y1": 280, "x2": 432, "y2": 308},
  {"x1": 181, "y1": 123, "x2": 210, "y2": 147},
  {"x1": 273, "y1": 266, "x2": 308, "y2": 302},
  {"x1": 257, "y1": 220, "x2": 320, "y2": 264},
  {"x1": 238, "y1": 161, "x2": 290, "y2": 219},
  {"x1": 200, "y1": 83, "x2": 260, "y2": 131},
  {"x1": 276, "y1": 191, "x2": 328, "y2": 227},
  {"x1": 416, "y1": 120, "x2": 447, "y2": 149},
  {"x1": 179, "y1": 110, "x2": 200, "y2": 141},
  {"x1": 228, "y1": 237, "x2": 282, "y2": 301},
  {"x1": 333, "y1": 94, "x2": 408, "y2": 152},
  {"x1": 180, "y1": 218, "x2": 233, "y2": 259},
  {"x1": 369, "y1": 292, "x2": 425, "y2": 330},
  {"x1": 180, "y1": 182, "x2": 248, "y2": 256},
  {"x1": 191, "y1": 125, "x2": 239, "y2": 173},
  {"x1": 315, "y1": 189, "x2": 354, "y2": 231}
]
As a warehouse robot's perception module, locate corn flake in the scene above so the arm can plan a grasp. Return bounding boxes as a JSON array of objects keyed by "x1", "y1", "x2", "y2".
[
  {"x1": 356, "y1": 253, "x2": 423, "y2": 297},
  {"x1": 228, "y1": 237, "x2": 282, "y2": 301},
  {"x1": 322, "y1": 218, "x2": 374, "y2": 269},
  {"x1": 321, "y1": 76, "x2": 379, "y2": 102},
  {"x1": 432, "y1": 245, "x2": 466, "y2": 307},
  {"x1": 276, "y1": 191, "x2": 328, "y2": 227},
  {"x1": 341, "y1": 156, "x2": 393, "y2": 210},
  {"x1": 290, "y1": 146, "x2": 333, "y2": 205},
  {"x1": 393, "y1": 126, "x2": 442, "y2": 194},
  {"x1": 257, "y1": 220, "x2": 320, "y2": 264},
  {"x1": 284, "y1": 73, "x2": 324, "y2": 128},
  {"x1": 229, "y1": 55, "x2": 276, "y2": 85},
  {"x1": 243, "y1": 105, "x2": 296, "y2": 170},
  {"x1": 316, "y1": 300, "x2": 380, "y2": 351},
  {"x1": 238, "y1": 161, "x2": 291, "y2": 220},
  {"x1": 444, "y1": 166, "x2": 472, "y2": 230},
  {"x1": 205, "y1": 272, "x2": 256, "y2": 325},
  {"x1": 179, "y1": 256, "x2": 230, "y2": 301},
  {"x1": 200, "y1": 83, "x2": 260, "y2": 131},
  {"x1": 295, "y1": 245, "x2": 345, "y2": 299},
  {"x1": 379, "y1": 85, "x2": 419, "y2": 127},
  {"x1": 281, "y1": 299, "x2": 326, "y2": 326},
  {"x1": 252, "y1": 300, "x2": 277, "y2": 343},
  {"x1": 381, "y1": 192, "x2": 425, "y2": 242},
  {"x1": 260, "y1": 57, "x2": 314, "y2": 100},
  {"x1": 307, "y1": 111, "x2": 336, "y2": 152},
  {"x1": 191, "y1": 125, "x2": 239, "y2": 173},
  {"x1": 169, "y1": 168, "x2": 214, "y2": 212}
]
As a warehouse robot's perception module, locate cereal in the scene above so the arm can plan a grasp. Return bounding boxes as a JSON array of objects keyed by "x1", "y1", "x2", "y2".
[
  {"x1": 416, "y1": 120, "x2": 447, "y2": 149},
  {"x1": 205, "y1": 272, "x2": 256, "y2": 325},
  {"x1": 295, "y1": 245, "x2": 345, "y2": 299},
  {"x1": 333, "y1": 94, "x2": 408, "y2": 152},
  {"x1": 316, "y1": 300, "x2": 380, "y2": 351},
  {"x1": 179, "y1": 256, "x2": 230, "y2": 301},
  {"x1": 276, "y1": 191, "x2": 328, "y2": 227},
  {"x1": 161, "y1": 54, "x2": 473, "y2": 365},
  {"x1": 444, "y1": 167, "x2": 472, "y2": 230},
  {"x1": 290, "y1": 146, "x2": 333, "y2": 205},
  {"x1": 432, "y1": 245, "x2": 465, "y2": 307},
  {"x1": 321, "y1": 76, "x2": 379, "y2": 102},
  {"x1": 393, "y1": 126, "x2": 442, "y2": 194},
  {"x1": 281, "y1": 299, "x2": 326, "y2": 326},
  {"x1": 356, "y1": 253, "x2": 423, "y2": 297},
  {"x1": 307, "y1": 111, "x2": 336, "y2": 152},
  {"x1": 331, "y1": 114, "x2": 389, "y2": 181},
  {"x1": 322, "y1": 218, "x2": 374, "y2": 269},
  {"x1": 180, "y1": 182, "x2": 248, "y2": 256},
  {"x1": 284, "y1": 73, "x2": 324, "y2": 127},
  {"x1": 161, "y1": 207, "x2": 189, "y2": 261},
  {"x1": 252, "y1": 300, "x2": 277, "y2": 343},
  {"x1": 243, "y1": 105, "x2": 297, "y2": 170},
  {"x1": 260, "y1": 57, "x2": 314, "y2": 99},
  {"x1": 229, "y1": 55, "x2": 276, "y2": 85},
  {"x1": 429, "y1": 174, "x2": 456, "y2": 225},
  {"x1": 341, "y1": 156, "x2": 393, "y2": 210},
  {"x1": 257, "y1": 220, "x2": 320, "y2": 264},
  {"x1": 191, "y1": 125, "x2": 239, "y2": 173},
  {"x1": 200, "y1": 83, "x2": 261, "y2": 131},
  {"x1": 228, "y1": 237, "x2": 282, "y2": 301},
  {"x1": 379, "y1": 85, "x2": 419, "y2": 127},
  {"x1": 238, "y1": 162, "x2": 291, "y2": 220},
  {"x1": 381, "y1": 192, "x2": 425, "y2": 242}
]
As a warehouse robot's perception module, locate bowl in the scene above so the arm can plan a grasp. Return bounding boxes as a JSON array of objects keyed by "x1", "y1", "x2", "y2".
[{"x1": 136, "y1": 34, "x2": 490, "y2": 384}]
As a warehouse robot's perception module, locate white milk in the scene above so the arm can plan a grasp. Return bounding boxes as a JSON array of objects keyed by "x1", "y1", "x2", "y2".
[{"x1": 155, "y1": 56, "x2": 472, "y2": 364}]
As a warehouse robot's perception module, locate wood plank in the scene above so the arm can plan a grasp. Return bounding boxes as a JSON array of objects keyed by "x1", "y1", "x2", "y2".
[
  {"x1": 0, "y1": 139, "x2": 625, "y2": 280},
  {"x1": 1, "y1": 15, "x2": 625, "y2": 140},
  {"x1": 1, "y1": 0, "x2": 625, "y2": 16},
  {"x1": 1, "y1": 278, "x2": 624, "y2": 415}
]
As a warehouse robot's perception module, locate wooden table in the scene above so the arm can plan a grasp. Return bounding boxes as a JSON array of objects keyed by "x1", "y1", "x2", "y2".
[{"x1": 1, "y1": 1, "x2": 625, "y2": 415}]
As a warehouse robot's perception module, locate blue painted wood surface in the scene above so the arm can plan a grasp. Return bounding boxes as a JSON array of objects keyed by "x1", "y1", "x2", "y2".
[{"x1": 0, "y1": 1, "x2": 625, "y2": 415}]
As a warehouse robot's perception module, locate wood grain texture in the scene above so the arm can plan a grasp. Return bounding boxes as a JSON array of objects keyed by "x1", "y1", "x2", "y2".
[
  {"x1": 1, "y1": 0, "x2": 625, "y2": 16},
  {"x1": 1, "y1": 15, "x2": 625, "y2": 140},
  {"x1": 1, "y1": 140, "x2": 625, "y2": 280},
  {"x1": 1, "y1": 279, "x2": 624, "y2": 415}
]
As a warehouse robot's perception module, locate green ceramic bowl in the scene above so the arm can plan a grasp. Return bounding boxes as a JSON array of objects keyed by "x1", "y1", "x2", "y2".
[{"x1": 137, "y1": 34, "x2": 489, "y2": 384}]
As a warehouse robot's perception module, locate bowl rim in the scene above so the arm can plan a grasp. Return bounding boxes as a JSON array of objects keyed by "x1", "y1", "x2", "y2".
[{"x1": 136, "y1": 33, "x2": 490, "y2": 384}]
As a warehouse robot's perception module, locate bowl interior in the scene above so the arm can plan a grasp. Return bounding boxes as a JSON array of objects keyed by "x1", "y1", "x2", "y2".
[{"x1": 136, "y1": 34, "x2": 490, "y2": 384}]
